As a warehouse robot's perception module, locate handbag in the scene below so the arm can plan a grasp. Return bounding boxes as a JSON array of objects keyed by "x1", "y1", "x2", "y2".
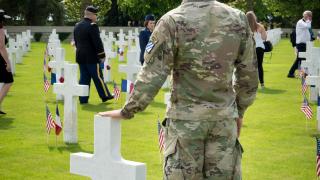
[{"x1": 263, "y1": 41, "x2": 273, "y2": 52}]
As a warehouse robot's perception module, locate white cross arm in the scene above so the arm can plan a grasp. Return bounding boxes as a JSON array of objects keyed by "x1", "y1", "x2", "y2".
[{"x1": 53, "y1": 83, "x2": 88, "y2": 97}]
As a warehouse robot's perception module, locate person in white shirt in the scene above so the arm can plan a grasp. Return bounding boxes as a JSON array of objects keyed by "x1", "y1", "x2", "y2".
[
  {"x1": 287, "y1": 10, "x2": 312, "y2": 78},
  {"x1": 246, "y1": 11, "x2": 267, "y2": 88}
]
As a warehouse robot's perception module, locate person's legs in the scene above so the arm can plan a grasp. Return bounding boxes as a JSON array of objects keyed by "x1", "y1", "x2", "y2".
[
  {"x1": 163, "y1": 119, "x2": 206, "y2": 180},
  {"x1": 204, "y1": 118, "x2": 242, "y2": 180},
  {"x1": 78, "y1": 64, "x2": 91, "y2": 104},
  {"x1": 87, "y1": 63, "x2": 113, "y2": 102},
  {"x1": 0, "y1": 63, "x2": 14, "y2": 113},
  {"x1": 256, "y1": 48, "x2": 265, "y2": 86},
  {"x1": 288, "y1": 43, "x2": 306, "y2": 77}
]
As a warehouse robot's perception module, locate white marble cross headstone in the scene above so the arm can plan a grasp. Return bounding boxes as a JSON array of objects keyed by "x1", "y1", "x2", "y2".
[
  {"x1": 108, "y1": 32, "x2": 116, "y2": 42},
  {"x1": 300, "y1": 42, "x2": 318, "y2": 101},
  {"x1": 53, "y1": 63, "x2": 89, "y2": 143},
  {"x1": 9, "y1": 38, "x2": 22, "y2": 64},
  {"x1": 119, "y1": 51, "x2": 142, "y2": 100},
  {"x1": 115, "y1": 29, "x2": 127, "y2": 62},
  {"x1": 306, "y1": 68, "x2": 320, "y2": 132},
  {"x1": 16, "y1": 34, "x2": 26, "y2": 56},
  {"x1": 48, "y1": 48, "x2": 66, "y2": 100},
  {"x1": 70, "y1": 115, "x2": 146, "y2": 180},
  {"x1": 126, "y1": 30, "x2": 135, "y2": 50},
  {"x1": 103, "y1": 40, "x2": 117, "y2": 83}
]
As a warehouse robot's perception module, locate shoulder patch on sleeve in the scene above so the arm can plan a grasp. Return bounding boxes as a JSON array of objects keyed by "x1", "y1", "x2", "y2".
[
  {"x1": 91, "y1": 22, "x2": 97, "y2": 26},
  {"x1": 145, "y1": 35, "x2": 158, "y2": 54}
]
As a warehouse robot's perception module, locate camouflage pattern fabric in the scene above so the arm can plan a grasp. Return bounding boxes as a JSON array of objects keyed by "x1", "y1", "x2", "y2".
[
  {"x1": 163, "y1": 118, "x2": 242, "y2": 180},
  {"x1": 120, "y1": 0, "x2": 258, "y2": 179},
  {"x1": 121, "y1": 0, "x2": 258, "y2": 120}
]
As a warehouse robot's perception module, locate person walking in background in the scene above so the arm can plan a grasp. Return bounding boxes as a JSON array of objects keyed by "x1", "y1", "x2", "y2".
[
  {"x1": 0, "y1": 10, "x2": 13, "y2": 115},
  {"x1": 138, "y1": 14, "x2": 155, "y2": 65},
  {"x1": 246, "y1": 11, "x2": 267, "y2": 89},
  {"x1": 99, "y1": 0, "x2": 258, "y2": 179},
  {"x1": 287, "y1": 10, "x2": 313, "y2": 78},
  {"x1": 73, "y1": 5, "x2": 113, "y2": 104}
]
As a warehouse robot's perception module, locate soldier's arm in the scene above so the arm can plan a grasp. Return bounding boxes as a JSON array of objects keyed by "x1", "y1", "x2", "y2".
[
  {"x1": 89, "y1": 24, "x2": 105, "y2": 59},
  {"x1": 234, "y1": 13, "x2": 258, "y2": 118},
  {"x1": 121, "y1": 17, "x2": 175, "y2": 119}
]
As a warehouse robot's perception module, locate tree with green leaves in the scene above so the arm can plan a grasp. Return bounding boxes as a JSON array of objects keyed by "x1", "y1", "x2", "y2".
[
  {"x1": 0, "y1": 0, "x2": 64, "y2": 25},
  {"x1": 63, "y1": 0, "x2": 111, "y2": 25}
]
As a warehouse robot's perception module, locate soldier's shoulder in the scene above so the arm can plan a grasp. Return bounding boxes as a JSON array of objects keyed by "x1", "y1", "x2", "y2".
[{"x1": 90, "y1": 22, "x2": 97, "y2": 26}]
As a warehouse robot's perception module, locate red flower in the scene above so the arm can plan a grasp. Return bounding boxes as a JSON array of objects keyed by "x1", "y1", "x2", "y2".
[{"x1": 59, "y1": 77, "x2": 64, "y2": 83}]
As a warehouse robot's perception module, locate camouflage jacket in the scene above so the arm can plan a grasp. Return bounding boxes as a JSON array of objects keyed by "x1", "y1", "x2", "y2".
[{"x1": 121, "y1": 0, "x2": 258, "y2": 120}]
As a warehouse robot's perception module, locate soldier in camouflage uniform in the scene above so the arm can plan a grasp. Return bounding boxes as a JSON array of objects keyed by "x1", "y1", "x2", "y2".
[{"x1": 99, "y1": 0, "x2": 258, "y2": 179}]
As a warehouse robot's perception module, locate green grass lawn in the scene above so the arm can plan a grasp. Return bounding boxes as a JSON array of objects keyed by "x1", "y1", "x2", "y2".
[{"x1": 0, "y1": 39, "x2": 320, "y2": 179}]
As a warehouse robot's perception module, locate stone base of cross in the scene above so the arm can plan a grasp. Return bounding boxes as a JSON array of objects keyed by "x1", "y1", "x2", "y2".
[
  {"x1": 70, "y1": 115, "x2": 146, "y2": 180},
  {"x1": 306, "y1": 76, "x2": 320, "y2": 131}
]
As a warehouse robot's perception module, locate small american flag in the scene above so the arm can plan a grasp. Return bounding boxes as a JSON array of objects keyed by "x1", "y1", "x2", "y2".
[
  {"x1": 157, "y1": 120, "x2": 165, "y2": 153},
  {"x1": 46, "y1": 105, "x2": 55, "y2": 134},
  {"x1": 316, "y1": 138, "x2": 320, "y2": 176},
  {"x1": 301, "y1": 78, "x2": 308, "y2": 95},
  {"x1": 113, "y1": 83, "x2": 121, "y2": 101},
  {"x1": 43, "y1": 73, "x2": 50, "y2": 92},
  {"x1": 301, "y1": 98, "x2": 312, "y2": 119},
  {"x1": 129, "y1": 81, "x2": 134, "y2": 94},
  {"x1": 299, "y1": 68, "x2": 304, "y2": 79}
]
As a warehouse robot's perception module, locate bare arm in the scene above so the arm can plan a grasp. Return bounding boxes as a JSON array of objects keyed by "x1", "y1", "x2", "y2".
[{"x1": 258, "y1": 24, "x2": 267, "y2": 41}]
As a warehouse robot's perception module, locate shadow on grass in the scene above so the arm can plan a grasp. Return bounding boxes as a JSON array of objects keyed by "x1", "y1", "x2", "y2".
[
  {"x1": 81, "y1": 103, "x2": 113, "y2": 112},
  {"x1": 48, "y1": 143, "x2": 91, "y2": 154},
  {"x1": 258, "y1": 87, "x2": 286, "y2": 94},
  {"x1": 0, "y1": 116, "x2": 14, "y2": 130}
]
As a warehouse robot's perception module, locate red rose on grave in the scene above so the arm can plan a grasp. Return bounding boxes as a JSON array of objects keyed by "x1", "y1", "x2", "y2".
[
  {"x1": 106, "y1": 65, "x2": 111, "y2": 70},
  {"x1": 59, "y1": 77, "x2": 65, "y2": 83}
]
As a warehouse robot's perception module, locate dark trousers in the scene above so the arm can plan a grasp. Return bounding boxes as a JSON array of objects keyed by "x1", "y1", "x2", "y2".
[
  {"x1": 288, "y1": 43, "x2": 306, "y2": 76},
  {"x1": 256, "y1": 47, "x2": 265, "y2": 84},
  {"x1": 78, "y1": 63, "x2": 112, "y2": 103}
]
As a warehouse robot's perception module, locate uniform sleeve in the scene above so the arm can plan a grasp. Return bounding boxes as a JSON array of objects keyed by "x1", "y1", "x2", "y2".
[
  {"x1": 121, "y1": 17, "x2": 175, "y2": 119},
  {"x1": 89, "y1": 24, "x2": 105, "y2": 59},
  {"x1": 234, "y1": 13, "x2": 258, "y2": 118}
]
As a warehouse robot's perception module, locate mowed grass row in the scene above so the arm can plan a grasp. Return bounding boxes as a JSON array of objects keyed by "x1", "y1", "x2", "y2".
[{"x1": 0, "y1": 39, "x2": 319, "y2": 179}]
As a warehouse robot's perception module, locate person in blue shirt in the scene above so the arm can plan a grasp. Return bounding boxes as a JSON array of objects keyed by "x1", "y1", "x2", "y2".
[{"x1": 139, "y1": 14, "x2": 155, "y2": 65}]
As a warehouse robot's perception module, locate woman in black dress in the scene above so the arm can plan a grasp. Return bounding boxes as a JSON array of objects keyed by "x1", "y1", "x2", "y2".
[{"x1": 0, "y1": 10, "x2": 13, "y2": 115}]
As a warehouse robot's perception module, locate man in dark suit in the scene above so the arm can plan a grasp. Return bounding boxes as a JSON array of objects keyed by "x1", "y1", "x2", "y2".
[{"x1": 73, "y1": 5, "x2": 113, "y2": 104}]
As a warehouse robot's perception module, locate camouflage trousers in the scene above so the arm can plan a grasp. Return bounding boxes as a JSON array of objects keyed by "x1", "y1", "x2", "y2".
[{"x1": 162, "y1": 118, "x2": 243, "y2": 180}]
